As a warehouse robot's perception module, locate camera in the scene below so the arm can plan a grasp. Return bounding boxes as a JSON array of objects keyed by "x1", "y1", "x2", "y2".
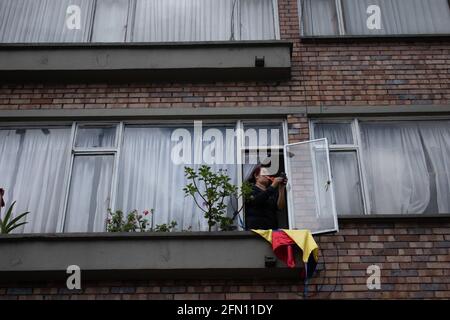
[{"x1": 268, "y1": 172, "x2": 287, "y2": 185}]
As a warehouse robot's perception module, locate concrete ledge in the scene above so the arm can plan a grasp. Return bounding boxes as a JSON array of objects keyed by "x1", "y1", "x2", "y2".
[
  {"x1": 0, "y1": 41, "x2": 292, "y2": 83},
  {"x1": 1, "y1": 105, "x2": 449, "y2": 121},
  {"x1": 0, "y1": 231, "x2": 302, "y2": 282},
  {"x1": 307, "y1": 104, "x2": 450, "y2": 116}
]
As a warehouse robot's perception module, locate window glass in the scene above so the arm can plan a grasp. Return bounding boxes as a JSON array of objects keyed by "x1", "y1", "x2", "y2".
[
  {"x1": 0, "y1": 0, "x2": 279, "y2": 43},
  {"x1": 75, "y1": 125, "x2": 116, "y2": 148},
  {"x1": 314, "y1": 123, "x2": 353, "y2": 145},
  {"x1": 343, "y1": 0, "x2": 450, "y2": 36},
  {"x1": 64, "y1": 155, "x2": 114, "y2": 232},
  {"x1": 116, "y1": 125, "x2": 238, "y2": 231},
  {"x1": 284, "y1": 139, "x2": 338, "y2": 233},
  {"x1": 330, "y1": 151, "x2": 364, "y2": 215},
  {"x1": 299, "y1": 0, "x2": 339, "y2": 36},
  {"x1": 0, "y1": 0, "x2": 94, "y2": 42},
  {"x1": 0, "y1": 127, "x2": 71, "y2": 232},
  {"x1": 300, "y1": 0, "x2": 450, "y2": 36},
  {"x1": 243, "y1": 122, "x2": 284, "y2": 148},
  {"x1": 91, "y1": 0, "x2": 130, "y2": 42},
  {"x1": 360, "y1": 121, "x2": 450, "y2": 214}
]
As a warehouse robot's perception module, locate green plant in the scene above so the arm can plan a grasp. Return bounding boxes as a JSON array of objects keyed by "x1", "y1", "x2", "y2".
[
  {"x1": 106, "y1": 208, "x2": 153, "y2": 232},
  {"x1": 0, "y1": 201, "x2": 30, "y2": 234},
  {"x1": 183, "y1": 165, "x2": 252, "y2": 231},
  {"x1": 154, "y1": 220, "x2": 178, "y2": 232}
]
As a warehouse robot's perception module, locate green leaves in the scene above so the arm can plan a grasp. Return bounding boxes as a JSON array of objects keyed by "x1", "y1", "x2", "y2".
[
  {"x1": 0, "y1": 201, "x2": 30, "y2": 234},
  {"x1": 183, "y1": 165, "x2": 250, "y2": 232},
  {"x1": 154, "y1": 220, "x2": 178, "y2": 232},
  {"x1": 106, "y1": 208, "x2": 152, "y2": 232}
]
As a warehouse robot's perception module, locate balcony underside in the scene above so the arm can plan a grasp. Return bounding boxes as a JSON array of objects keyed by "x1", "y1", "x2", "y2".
[{"x1": 0, "y1": 41, "x2": 292, "y2": 83}]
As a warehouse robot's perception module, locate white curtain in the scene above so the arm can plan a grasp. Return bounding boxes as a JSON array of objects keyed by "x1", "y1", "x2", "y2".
[
  {"x1": 330, "y1": 151, "x2": 364, "y2": 215},
  {"x1": 0, "y1": 0, "x2": 94, "y2": 43},
  {"x1": 239, "y1": 0, "x2": 278, "y2": 40},
  {"x1": 0, "y1": 128, "x2": 71, "y2": 233},
  {"x1": 116, "y1": 126, "x2": 238, "y2": 231},
  {"x1": 132, "y1": 0, "x2": 278, "y2": 42},
  {"x1": 361, "y1": 122, "x2": 431, "y2": 214},
  {"x1": 313, "y1": 123, "x2": 353, "y2": 145},
  {"x1": 64, "y1": 155, "x2": 114, "y2": 232},
  {"x1": 342, "y1": 0, "x2": 450, "y2": 35},
  {"x1": 75, "y1": 127, "x2": 116, "y2": 148},
  {"x1": 91, "y1": 0, "x2": 131, "y2": 42},
  {"x1": 299, "y1": 0, "x2": 339, "y2": 36},
  {"x1": 418, "y1": 122, "x2": 450, "y2": 213}
]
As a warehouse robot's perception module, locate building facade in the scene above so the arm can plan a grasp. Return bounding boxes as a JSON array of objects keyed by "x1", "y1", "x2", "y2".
[{"x1": 0, "y1": 0, "x2": 449, "y2": 299}]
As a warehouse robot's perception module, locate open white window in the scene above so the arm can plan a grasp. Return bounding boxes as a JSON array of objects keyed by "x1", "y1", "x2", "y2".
[{"x1": 283, "y1": 138, "x2": 338, "y2": 234}]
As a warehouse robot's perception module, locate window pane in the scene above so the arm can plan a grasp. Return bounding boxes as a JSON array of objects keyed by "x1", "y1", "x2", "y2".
[
  {"x1": 65, "y1": 155, "x2": 114, "y2": 232},
  {"x1": 132, "y1": 0, "x2": 277, "y2": 42},
  {"x1": 284, "y1": 139, "x2": 338, "y2": 234},
  {"x1": 91, "y1": 0, "x2": 130, "y2": 42},
  {"x1": 342, "y1": 0, "x2": 450, "y2": 35},
  {"x1": 299, "y1": 0, "x2": 339, "y2": 36},
  {"x1": 133, "y1": 0, "x2": 236, "y2": 41},
  {"x1": 360, "y1": 122, "x2": 431, "y2": 214},
  {"x1": 0, "y1": 0, "x2": 94, "y2": 43},
  {"x1": 240, "y1": 0, "x2": 277, "y2": 40},
  {"x1": 314, "y1": 123, "x2": 353, "y2": 145},
  {"x1": 418, "y1": 121, "x2": 450, "y2": 214},
  {"x1": 116, "y1": 125, "x2": 238, "y2": 231},
  {"x1": 330, "y1": 151, "x2": 364, "y2": 215},
  {"x1": 243, "y1": 123, "x2": 284, "y2": 148},
  {"x1": 75, "y1": 126, "x2": 116, "y2": 148},
  {"x1": 0, "y1": 127, "x2": 71, "y2": 233}
]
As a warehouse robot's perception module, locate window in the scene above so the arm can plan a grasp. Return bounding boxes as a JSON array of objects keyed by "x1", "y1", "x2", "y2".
[
  {"x1": 0, "y1": 126, "x2": 72, "y2": 233},
  {"x1": 0, "y1": 120, "x2": 294, "y2": 233},
  {"x1": 64, "y1": 124, "x2": 119, "y2": 232},
  {"x1": 0, "y1": 0, "x2": 280, "y2": 43},
  {"x1": 312, "y1": 118, "x2": 450, "y2": 216},
  {"x1": 299, "y1": 0, "x2": 450, "y2": 36}
]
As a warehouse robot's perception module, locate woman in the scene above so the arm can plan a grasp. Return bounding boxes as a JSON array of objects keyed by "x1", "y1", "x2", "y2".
[{"x1": 245, "y1": 166, "x2": 287, "y2": 230}]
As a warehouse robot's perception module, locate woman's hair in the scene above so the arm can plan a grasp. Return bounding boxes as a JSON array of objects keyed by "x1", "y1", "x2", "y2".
[{"x1": 247, "y1": 165, "x2": 262, "y2": 184}]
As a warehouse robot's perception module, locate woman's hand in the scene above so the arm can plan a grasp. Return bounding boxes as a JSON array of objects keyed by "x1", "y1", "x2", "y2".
[{"x1": 271, "y1": 177, "x2": 285, "y2": 188}]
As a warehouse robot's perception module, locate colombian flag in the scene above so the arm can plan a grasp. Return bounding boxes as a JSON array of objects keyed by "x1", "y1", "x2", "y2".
[{"x1": 252, "y1": 229, "x2": 319, "y2": 279}]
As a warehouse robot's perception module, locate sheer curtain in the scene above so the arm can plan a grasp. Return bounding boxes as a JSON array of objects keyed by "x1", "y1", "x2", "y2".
[
  {"x1": 342, "y1": 0, "x2": 450, "y2": 35},
  {"x1": 0, "y1": 128, "x2": 71, "y2": 233},
  {"x1": 329, "y1": 151, "x2": 364, "y2": 215},
  {"x1": 116, "y1": 126, "x2": 238, "y2": 231},
  {"x1": 0, "y1": 0, "x2": 94, "y2": 43},
  {"x1": 360, "y1": 123, "x2": 431, "y2": 214},
  {"x1": 313, "y1": 123, "x2": 354, "y2": 145},
  {"x1": 132, "y1": 0, "x2": 278, "y2": 41},
  {"x1": 299, "y1": 0, "x2": 339, "y2": 36},
  {"x1": 418, "y1": 122, "x2": 450, "y2": 213},
  {"x1": 91, "y1": 0, "x2": 131, "y2": 42},
  {"x1": 240, "y1": 0, "x2": 278, "y2": 40}
]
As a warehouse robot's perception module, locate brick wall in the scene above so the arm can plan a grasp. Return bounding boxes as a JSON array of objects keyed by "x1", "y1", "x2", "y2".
[
  {"x1": 0, "y1": 0, "x2": 449, "y2": 111},
  {"x1": 1, "y1": 220, "x2": 449, "y2": 300}
]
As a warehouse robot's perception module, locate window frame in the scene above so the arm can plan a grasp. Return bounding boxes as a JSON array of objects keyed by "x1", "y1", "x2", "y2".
[
  {"x1": 311, "y1": 115, "x2": 450, "y2": 217},
  {"x1": 61, "y1": 121, "x2": 123, "y2": 232}
]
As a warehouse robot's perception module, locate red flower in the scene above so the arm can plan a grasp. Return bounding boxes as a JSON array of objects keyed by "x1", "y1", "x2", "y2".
[
  {"x1": 143, "y1": 210, "x2": 150, "y2": 216},
  {"x1": 0, "y1": 188, "x2": 5, "y2": 208}
]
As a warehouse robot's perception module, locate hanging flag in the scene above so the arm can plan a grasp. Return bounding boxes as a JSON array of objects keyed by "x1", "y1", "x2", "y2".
[{"x1": 252, "y1": 229, "x2": 319, "y2": 279}]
